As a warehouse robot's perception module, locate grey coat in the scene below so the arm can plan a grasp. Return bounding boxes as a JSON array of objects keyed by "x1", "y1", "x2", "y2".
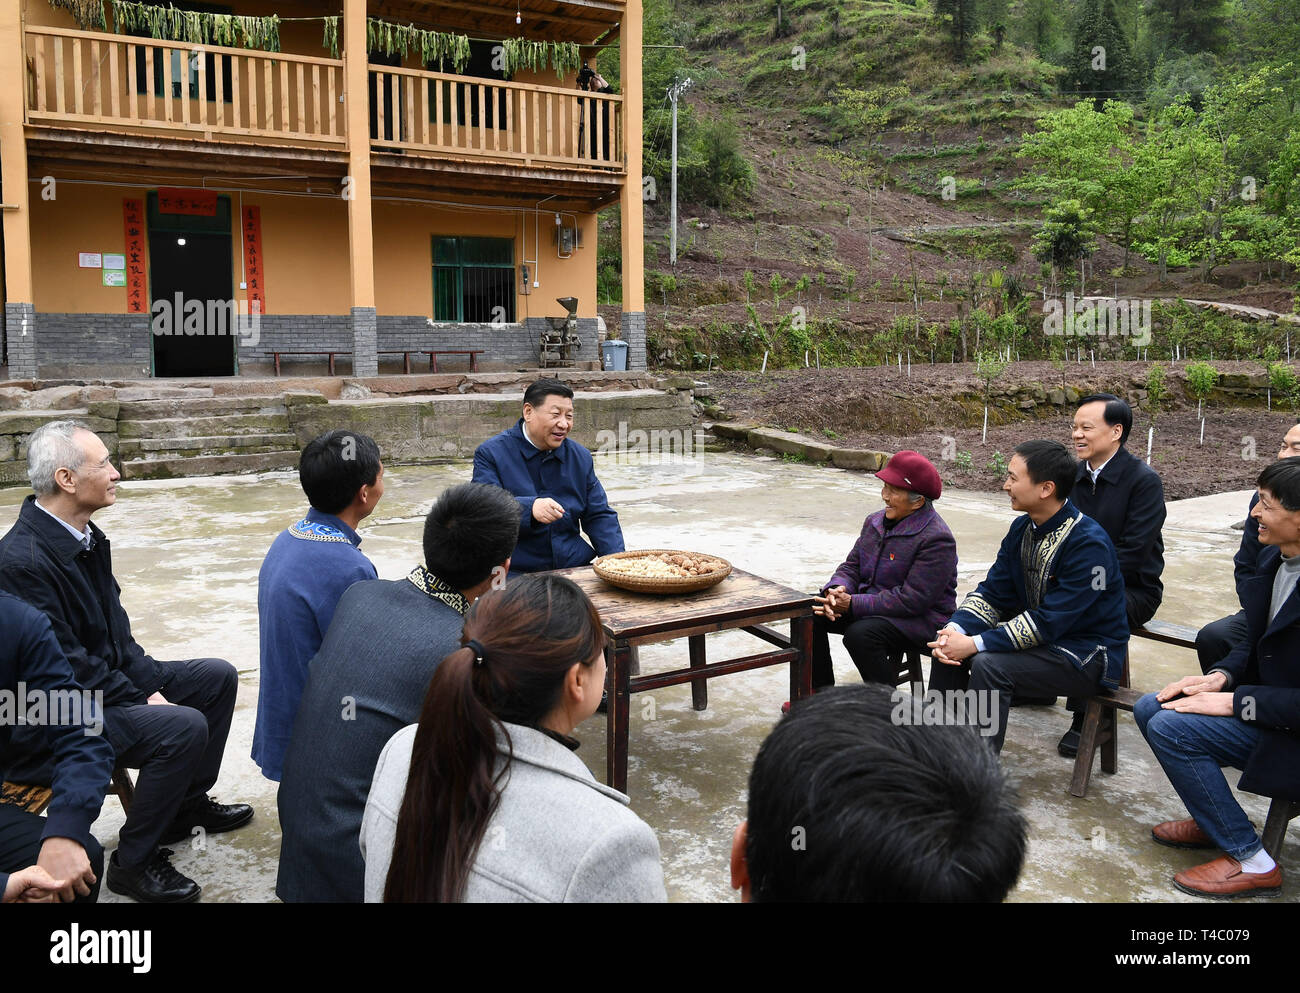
[
  {"x1": 276, "y1": 577, "x2": 466, "y2": 902},
  {"x1": 361, "y1": 722, "x2": 668, "y2": 903}
]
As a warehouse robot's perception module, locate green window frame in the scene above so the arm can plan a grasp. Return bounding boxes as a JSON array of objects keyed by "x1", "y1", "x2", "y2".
[{"x1": 432, "y1": 236, "x2": 515, "y2": 323}]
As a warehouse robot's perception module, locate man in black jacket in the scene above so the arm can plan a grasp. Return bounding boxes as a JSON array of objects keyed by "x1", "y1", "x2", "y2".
[
  {"x1": 0, "y1": 421, "x2": 252, "y2": 903},
  {"x1": 1, "y1": 592, "x2": 113, "y2": 903},
  {"x1": 1195, "y1": 421, "x2": 1300, "y2": 672},
  {"x1": 1056, "y1": 393, "x2": 1166, "y2": 757},
  {"x1": 1136, "y1": 458, "x2": 1300, "y2": 898}
]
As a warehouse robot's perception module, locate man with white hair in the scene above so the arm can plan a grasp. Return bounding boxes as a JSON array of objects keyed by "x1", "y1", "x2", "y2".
[{"x1": 0, "y1": 421, "x2": 252, "y2": 903}]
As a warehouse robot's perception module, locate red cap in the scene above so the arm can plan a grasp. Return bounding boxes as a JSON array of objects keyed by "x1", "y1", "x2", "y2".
[{"x1": 875, "y1": 450, "x2": 942, "y2": 500}]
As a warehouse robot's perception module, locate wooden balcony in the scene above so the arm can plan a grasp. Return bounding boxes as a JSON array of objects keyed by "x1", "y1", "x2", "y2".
[
  {"x1": 25, "y1": 26, "x2": 346, "y2": 147},
  {"x1": 370, "y1": 66, "x2": 622, "y2": 170},
  {"x1": 22, "y1": 25, "x2": 625, "y2": 178}
]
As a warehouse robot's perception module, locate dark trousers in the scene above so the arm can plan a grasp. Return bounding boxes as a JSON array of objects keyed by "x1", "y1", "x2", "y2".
[
  {"x1": 813, "y1": 614, "x2": 917, "y2": 689},
  {"x1": 0, "y1": 803, "x2": 104, "y2": 902},
  {"x1": 1196, "y1": 611, "x2": 1249, "y2": 674},
  {"x1": 105, "y1": 657, "x2": 237, "y2": 868},
  {"x1": 928, "y1": 645, "x2": 1105, "y2": 752}
]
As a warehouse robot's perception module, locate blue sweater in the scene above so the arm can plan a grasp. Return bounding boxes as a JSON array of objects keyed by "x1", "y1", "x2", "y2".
[
  {"x1": 950, "y1": 500, "x2": 1129, "y2": 687},
  {"x1": 471, "y1": 419, "x2": 624, "y2": 572},
  {"x1": 253, "y1": 509, "x2": 376, "y2": 781},
  {"x1": 0, "y1": 591, "x2": 114, "y2": 897}
]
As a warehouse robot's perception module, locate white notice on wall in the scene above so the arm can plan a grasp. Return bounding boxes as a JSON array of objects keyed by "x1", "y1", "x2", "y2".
[
  {"x1": 79, "y1": 253, "x2": 102, "y2": 268},
  {"x1": 102, "y1": 253, "x2": 126, "y2": 270}
]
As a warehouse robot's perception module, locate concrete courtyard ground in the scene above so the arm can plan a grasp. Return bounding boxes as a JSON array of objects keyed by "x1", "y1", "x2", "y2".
[{"x1": 0, "y1": 450, "x2": 1282, "y2": 903}]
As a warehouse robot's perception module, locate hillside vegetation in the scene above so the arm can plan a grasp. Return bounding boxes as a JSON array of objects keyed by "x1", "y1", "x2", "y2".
[{"x1": 597, "y1": 0, "x2": 1300, "y2": 372}]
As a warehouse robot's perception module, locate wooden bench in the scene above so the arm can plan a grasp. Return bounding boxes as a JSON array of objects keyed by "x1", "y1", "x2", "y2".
[
  {"x1": 272, "y1": 350, "x2": 351, "y2": 376},
  {"x1": 1070, "y1": 620, "x2": 1199, "y2": 798},
  {"x1": 424, "y1": 349, "x2": 484, "y2": 373},
  {"x1": 1, "y1": 767, "x2": 137, "y2": 816},
  {"x1": 379, "y1": 350, "x2": 420, "y2": 374}
]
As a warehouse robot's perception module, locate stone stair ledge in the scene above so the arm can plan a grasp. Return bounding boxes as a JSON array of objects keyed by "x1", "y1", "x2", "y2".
[{"x1": 122, "y1": 450, "x2": 300, "y2": 480}]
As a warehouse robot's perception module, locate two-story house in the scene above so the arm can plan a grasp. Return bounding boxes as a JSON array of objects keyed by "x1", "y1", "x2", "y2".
[{"x1": 0, "y1": 0, "x2": 645, "y2": 378}]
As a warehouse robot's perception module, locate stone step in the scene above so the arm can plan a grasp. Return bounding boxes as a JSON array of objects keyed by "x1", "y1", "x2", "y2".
[
  {"x1": 119, "y1": 396, "x2": 287, "y2": 419},
  {"x1": 122, "y1": 450, "x2": 300, "y2": 480},
  {"x1": 117, "y1": 433, "x2": 300, "y2": 458},
  {"x1": 117, "y1": 413, "x2": 291, "y2": 440}
]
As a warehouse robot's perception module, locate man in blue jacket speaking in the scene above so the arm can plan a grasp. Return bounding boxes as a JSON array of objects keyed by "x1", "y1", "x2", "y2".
[{"x1": 472, "y1": 378, "x2": 625, "y2": 573}]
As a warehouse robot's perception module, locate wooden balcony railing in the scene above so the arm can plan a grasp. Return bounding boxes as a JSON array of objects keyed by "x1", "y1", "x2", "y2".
[
  {"x1": 21, "y1": 26, "x2": 626, "y2": 174},
  {"x1": 24, "y1": 25, "x2": 346, "y2": 146},
  {"x1": 369, "y1": 66, "x2": 623, "y2": 169}
]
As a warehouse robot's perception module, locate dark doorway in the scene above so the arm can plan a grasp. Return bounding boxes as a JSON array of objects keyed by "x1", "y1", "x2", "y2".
[{"x1": 147, "y1": 192, "x2": 236, "y2": 377}]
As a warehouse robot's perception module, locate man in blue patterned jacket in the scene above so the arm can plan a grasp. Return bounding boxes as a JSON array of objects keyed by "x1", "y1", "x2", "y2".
[
  {"x1": 471, "y1": 378, "x2": 624, "y2": 573},
  {"x1": 253, "y1": 429, "x2": 382, "y2": 782},
  {"x1": 928, "y1": 440, "x2": 1129, "y2": 753}
]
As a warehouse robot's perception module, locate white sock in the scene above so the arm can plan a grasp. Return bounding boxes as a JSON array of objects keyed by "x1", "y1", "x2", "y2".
[{"x1": 1239, "y1": 850, "x2": 1276, "y2": 874}]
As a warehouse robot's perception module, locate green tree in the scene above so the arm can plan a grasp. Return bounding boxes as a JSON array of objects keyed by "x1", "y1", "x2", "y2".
[
  {"x1": 1032, "y1": 199, "x2": 1098, "y2": 292},
  {"x1": 1014, "y1": 0, "x2": 1061, "y2": 55},
  {"x1": 681, "y1": 115, "x2": 755, "y2": 211},
  {"x1": 976, "y1": 349, "x2": 1008, "y2": 443},
  {"x1": 1148, "y1": 0, "x2": 1231, "y2": 54},
  {"x1": 1017, "y1": 100, "x2": 1148, "y2": 269},
  {"x1": 1185, "y1": 360, "x2": 1219, "y2": 431},
  {"x1": 1067, "y1": 0, "x2": 1135, "y2": 110},
  {"x1": 934, "y1": 0, "x2": 979, "y2": 59}
]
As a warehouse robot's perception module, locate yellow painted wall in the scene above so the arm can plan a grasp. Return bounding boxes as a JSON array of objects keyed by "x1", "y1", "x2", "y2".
[{"x1": 30, "y1": 183, "x2": 597, "y2": 318}]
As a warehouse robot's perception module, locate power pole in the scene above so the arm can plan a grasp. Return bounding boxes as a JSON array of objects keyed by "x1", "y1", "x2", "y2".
[{"x1": 669, "y1": 76, "x2": 693, "y2": 267}]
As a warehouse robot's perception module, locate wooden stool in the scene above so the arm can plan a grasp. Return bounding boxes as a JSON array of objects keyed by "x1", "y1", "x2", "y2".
[
  {"x1": 890, "y1": 646, "x2": 928, "y2": 690},
  {"x1": 0, "y1": 767, "x2": 136, "y2": 816},
  {"x1": 1069, "y1": 655, "x2": 1139, "y2": 798}
]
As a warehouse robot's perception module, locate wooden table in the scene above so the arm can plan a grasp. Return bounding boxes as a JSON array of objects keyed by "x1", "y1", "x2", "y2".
[{"x1": 554, "y1": 566, "x2": 815, "y2": 794}]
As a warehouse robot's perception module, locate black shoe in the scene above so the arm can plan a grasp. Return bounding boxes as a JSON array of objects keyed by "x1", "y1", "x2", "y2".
[
  {"x1": 1058, "y1": 712, "x2": 1087, "y2": 758},
  {"x1": 107, "y1": 848, "x2": 201, "y2": 903},
  {"x1": 159, "y1": 795, "x2": 254, "y2": 846},
  {"x1": 1011, "y1": 695, "x2": 1058, "y2": 707}
]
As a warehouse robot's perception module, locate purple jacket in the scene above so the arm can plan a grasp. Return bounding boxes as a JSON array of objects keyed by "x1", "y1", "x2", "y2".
[{"x1": 825, "y1": 501, "x2": 958, "y2": 647}]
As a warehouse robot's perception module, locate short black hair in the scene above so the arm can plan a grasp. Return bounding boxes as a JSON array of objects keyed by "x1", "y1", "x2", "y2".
[
  {"x1": 423, "y1": 482, "x2": 521, "y2": 589},
  {"x1": 298, "y1": 430, "x2": 381, "y2": 514},
  {"x1": 1077, "y1": 392, "x2": 1132, "y2": 446},
  {"x1": 523, "y1": 378, "x2": 573, "y2": 409},
  {"x1": 1013, "y1": 439, "x2": 1077, "y2": 501},
  {"x1": 1258, "y1": 459, "x2": 1300, "y2": 512},
  {"x1": 745, "y1": 684, "x2": 1027, "y2": 902}
]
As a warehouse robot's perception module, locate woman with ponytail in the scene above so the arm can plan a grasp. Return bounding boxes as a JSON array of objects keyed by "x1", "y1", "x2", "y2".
[{"x1": 360, "y1": 573, "x2": 667, "y2": 902}]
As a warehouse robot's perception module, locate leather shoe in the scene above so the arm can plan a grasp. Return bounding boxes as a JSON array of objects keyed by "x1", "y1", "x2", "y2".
[
  {"x1": 1012, "y1": 695, "x2": 1058, "y2": 707},
  {"x1": 1152, "y1": 818, "x2": 1216, "y2": 849},
  {"x1": 158, "y1": 795, "x2": 254, "y2": 846},
  {"x1": 107, "y1": 848, "x2": 200, "y2": 903},
  {"x1": 1173, "y1": 855, "x2": 1281, "y2": 899},
  {"x1": 1057, "y1": 712, "x2": 1087, "y2": 758}
]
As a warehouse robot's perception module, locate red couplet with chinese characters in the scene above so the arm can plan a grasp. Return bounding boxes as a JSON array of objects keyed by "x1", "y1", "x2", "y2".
[
  {"x1": 122, "y1": 198, "x2": 148, "y2": 314},
  {"x1": 243, "y1": 206, "x2": 265, "y2": 315}
]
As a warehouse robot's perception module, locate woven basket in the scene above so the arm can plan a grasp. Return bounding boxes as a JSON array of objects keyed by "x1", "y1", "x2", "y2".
[{"x1": 592, "y1": 549, "x2": 733, "y2": 594}]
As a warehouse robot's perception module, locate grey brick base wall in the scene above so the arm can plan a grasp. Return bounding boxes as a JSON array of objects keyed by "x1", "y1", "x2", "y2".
[
  {"x1": 7, "y1": 311, "x2": 609, "y2": 378},
  {"x1": 15, "y1": 312, "x2": 152, "y2": 379},
  {"x1": 623, "y1": 311, "x2": 647, "y2": 370},
  {"x1": 4, "y1": 303, "x2": 37, "y2": 380}
]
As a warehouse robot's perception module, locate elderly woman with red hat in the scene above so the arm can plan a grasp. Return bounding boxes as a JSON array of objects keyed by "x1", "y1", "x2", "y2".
[{"x1": 811, "y1": 450, "x2": 958, "y2": 689}]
